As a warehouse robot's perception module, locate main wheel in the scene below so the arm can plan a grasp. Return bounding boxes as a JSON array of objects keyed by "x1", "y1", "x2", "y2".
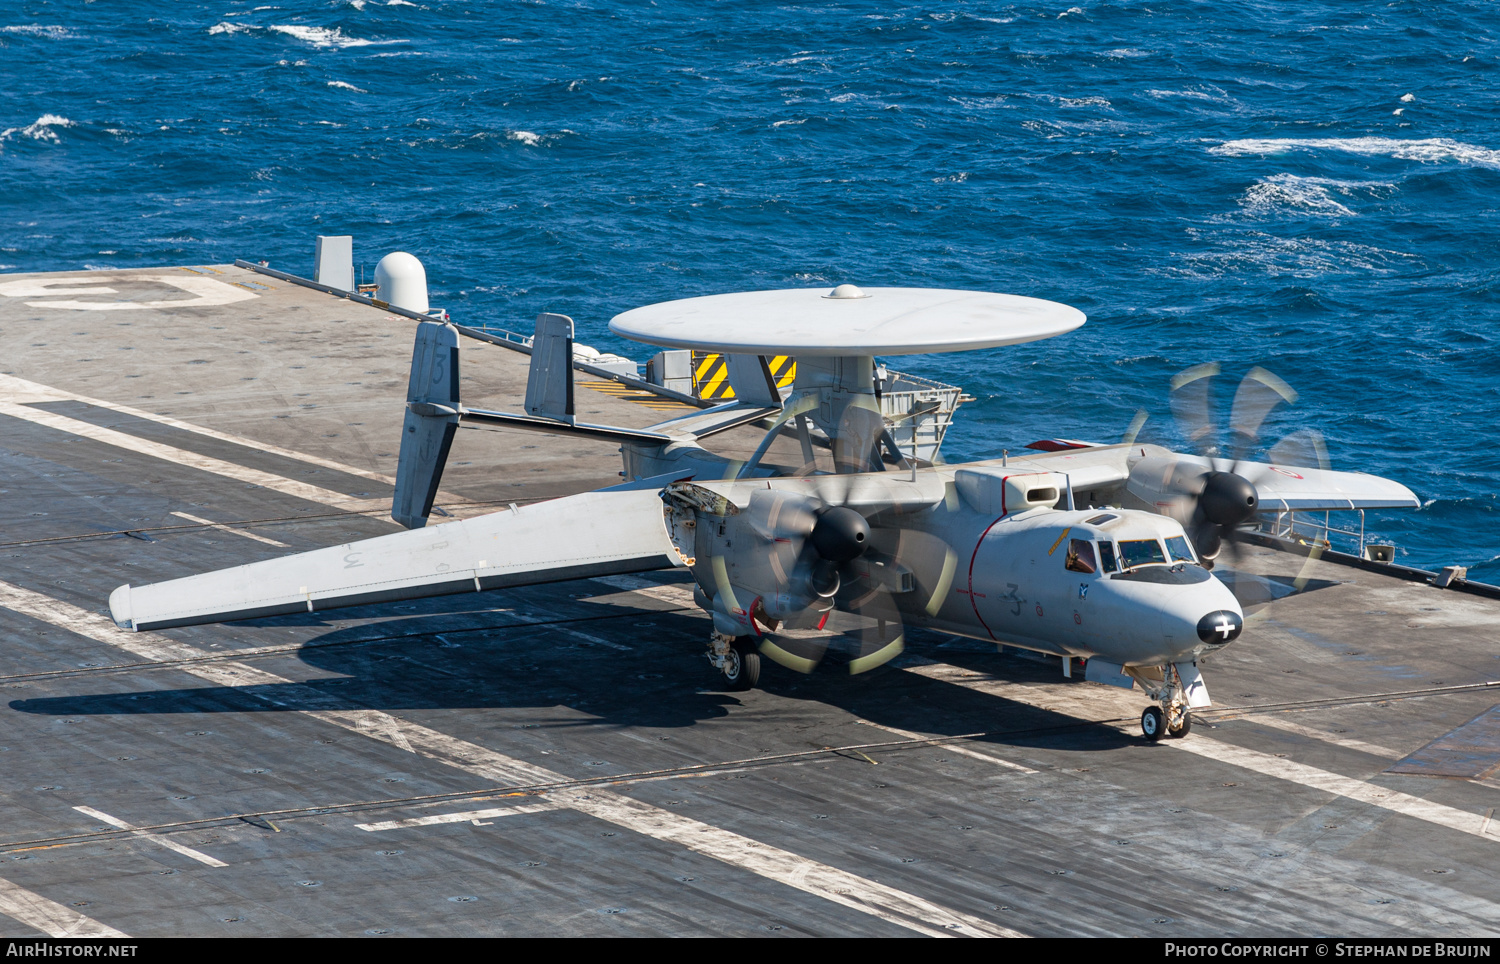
[
  {"x1": 1167, "y1": 710, "x2": 1192, "y2": 738},
  {"x1": 1141, "y1": 705, "x2": 1165, "y2": 742},
  {"x1": 723, "y1": 639, "x2": 761, "y2": 691}
]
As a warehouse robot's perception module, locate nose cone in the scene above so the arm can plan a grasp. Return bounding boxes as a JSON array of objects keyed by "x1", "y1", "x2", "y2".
[
  {"x1": 1197, "y1": 609, "x2": 1243, "y2": 645},
  {"x1": 1156, "y1": 577, "x2": 1243, "y2": 661}
]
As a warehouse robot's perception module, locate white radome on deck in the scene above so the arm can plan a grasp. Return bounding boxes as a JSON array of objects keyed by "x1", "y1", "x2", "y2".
[{"x1": 609, "y1": 285, "x2": 1086, "y2": 356}]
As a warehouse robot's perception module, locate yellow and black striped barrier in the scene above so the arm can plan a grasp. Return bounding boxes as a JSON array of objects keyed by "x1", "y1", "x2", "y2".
[{"x1": 692, "y1": 352, "x2": 796, "y2": 400}]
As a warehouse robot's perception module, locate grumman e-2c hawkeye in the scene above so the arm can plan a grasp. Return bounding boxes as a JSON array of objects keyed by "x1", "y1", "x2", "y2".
[{"x1": 107, "y1": 285, "x2": 1419, "y2": 740}]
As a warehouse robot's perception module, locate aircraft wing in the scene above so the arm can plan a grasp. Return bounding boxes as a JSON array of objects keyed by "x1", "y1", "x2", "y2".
[
  {"x1": 939, "y1": 442, "x2": 1418, "y2": 514},
  {"x1": 109, "y1": 489, "x2": 684, "y2": 631},
  {"x1": 1245, "y1": 462, "x2": 1420, "y2": 512}
]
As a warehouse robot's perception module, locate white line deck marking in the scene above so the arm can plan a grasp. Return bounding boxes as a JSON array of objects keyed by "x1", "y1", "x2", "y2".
[
  {"x1": 74, "y1": 806, "x2": 228, "y2": 868},
  {"x1": 4, "y1": 581, "x2": 1021, "y2": 938},
  {"x1": 0, "y1": 401, "x2": 389, "y2": 514},
  {"x1": 900, "y1": 656, "x2": 1499, "y2": 843},
  {"x1": 1166, "y1": 738, "x2": 1498, "y2": 838},
  {"x1": 547, "y1": 787, "x2": 1023, "y2": 938},
  {"x1": 169, "y1": 512, "x2": 290, "y2": 548},
  {"x1": 1251, "y1": 714, "x2": 1406, "y2": 759},
  {"x1": 357, "y1": 802, "x2": 562, "y2": 831},
  {"x1": 0, "y1": 372, "x2": 396, "y2": 485},
  {"x1": 0, "y1": 875, "x2": 128, "y2": 938},
  {"x1": 857, "y1": 720, "x2": 1037, "y2": 773}
]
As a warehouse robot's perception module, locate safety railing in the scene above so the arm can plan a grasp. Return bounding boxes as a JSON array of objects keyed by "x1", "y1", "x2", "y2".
[{"x1": 1256, "y1": 508, "x2": 1367, "y2": 555}]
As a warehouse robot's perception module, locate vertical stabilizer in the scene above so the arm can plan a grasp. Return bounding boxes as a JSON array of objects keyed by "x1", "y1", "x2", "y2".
[
  {"x1": 525, "y1": 312, "x2": 575, "y2": 424},
  {"x1": 724, "y1": 354, "x2": 783, "y2": 409},
  {"x1": 392, "y1": 321, "x2": 460, "y2": 529}
]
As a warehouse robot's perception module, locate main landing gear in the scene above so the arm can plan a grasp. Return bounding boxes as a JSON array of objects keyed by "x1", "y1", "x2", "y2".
[
  {"x1": 1137, "y1": 663, "x2": 1193, "y2": 742},
  {"x1": 708, "y1": 632, "x2": 760, "y2": 691}
]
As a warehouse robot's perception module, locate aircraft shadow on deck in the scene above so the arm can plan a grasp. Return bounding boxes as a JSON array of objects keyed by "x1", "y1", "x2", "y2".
[
  {"x1": 1215, "y1": 568, "x2": 1342, "y2": 609},
  {"x1": 764, "y1": 634, "x2": 1144, "y2": 752},
  {"x1": 11, "y1": 595, "x2": 1147, "y2": 751}
]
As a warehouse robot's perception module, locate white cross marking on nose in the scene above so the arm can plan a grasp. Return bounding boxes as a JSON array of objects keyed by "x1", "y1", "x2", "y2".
[{"x1": 1215, "y1": 616, "x2": 1236, "y2": 639}]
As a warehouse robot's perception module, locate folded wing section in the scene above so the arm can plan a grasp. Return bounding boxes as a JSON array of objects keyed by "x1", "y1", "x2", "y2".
[
  {"x1": 109, "y1": 490, "x2": 682, "y2": 631},
  {"x1": 1249, "y1": 463, "x2": 1420, "y2": 512}
]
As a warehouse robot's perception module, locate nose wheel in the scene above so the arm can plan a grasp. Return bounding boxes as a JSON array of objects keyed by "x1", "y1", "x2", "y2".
[{"x1": 1141, "y1": 703, "x2": 1192, "y2": 741}]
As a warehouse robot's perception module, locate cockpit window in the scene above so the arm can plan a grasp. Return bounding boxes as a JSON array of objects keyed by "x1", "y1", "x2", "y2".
[
  {"x1": 1064, "y1": 538, "x2": 1097, "y2": 574},
  {"x1": 1118, "y1": 538, "x2": 1167, "y2": 569},
  {"x1": 1097, "y1": 540, "x2": 1119, "y2": 573},
  {"x1": 1165, "y1": 535, "x2": 1197, "y2": 564}
]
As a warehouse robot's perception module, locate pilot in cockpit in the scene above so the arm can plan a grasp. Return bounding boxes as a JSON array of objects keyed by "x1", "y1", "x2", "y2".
[{"x1": 1065, "y1": 538, "x2": 1097, "y2": 574}]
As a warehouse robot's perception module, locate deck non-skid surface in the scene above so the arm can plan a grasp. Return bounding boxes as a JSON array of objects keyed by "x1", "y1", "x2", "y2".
[{"x1": 0, "y1": 265, "x2": 1498, "y2": 936}]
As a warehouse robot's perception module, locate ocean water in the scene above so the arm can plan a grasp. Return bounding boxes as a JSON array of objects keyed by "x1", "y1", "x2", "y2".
[{"x1": 1, "y1": 1, "x2": 1496, "y2": 577}]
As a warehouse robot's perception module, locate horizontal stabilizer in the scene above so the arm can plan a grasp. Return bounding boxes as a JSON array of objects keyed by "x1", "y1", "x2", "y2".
[
  {"x1": 392, "y1": 321, "x2": 461, "y2": 529},
  {"x1": 109, "y1": 489, "x2": 684, "y2": 631},
  {"x1": 460, "y1": 408, "x2": 672, "y2": 444}
]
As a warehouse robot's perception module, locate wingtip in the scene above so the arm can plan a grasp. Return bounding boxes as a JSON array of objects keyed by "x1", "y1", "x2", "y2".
[{"x1": 107, "y1": 584, "x2": 135, "y2": 631}]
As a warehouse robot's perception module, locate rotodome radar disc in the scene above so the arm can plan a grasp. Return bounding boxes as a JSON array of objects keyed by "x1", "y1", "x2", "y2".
[{"x1": 609, "y1": 286, "x2": 1086, "y2": 356}]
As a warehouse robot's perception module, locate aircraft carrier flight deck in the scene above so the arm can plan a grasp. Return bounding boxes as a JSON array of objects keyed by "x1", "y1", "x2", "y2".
[{"x1": 0, "y1": 263, "x2": 1496, "y2": 938}]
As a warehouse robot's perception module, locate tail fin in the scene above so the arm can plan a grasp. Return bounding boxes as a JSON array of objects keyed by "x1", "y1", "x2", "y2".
[
  {"x1": 524, "y1": 312, "x2": 575, "y2": 423},
  {"x1": 392, "y1": 321, "x2": 460, "y2": 529}
]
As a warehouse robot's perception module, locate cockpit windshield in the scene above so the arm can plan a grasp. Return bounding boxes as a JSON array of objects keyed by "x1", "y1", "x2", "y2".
[
  {"x1": 1165, "y1": 535, "x2": 1197, "y2": 564},
  {"x1": 1118, "y1": 538, "x2": 1167, "y2": 569}
]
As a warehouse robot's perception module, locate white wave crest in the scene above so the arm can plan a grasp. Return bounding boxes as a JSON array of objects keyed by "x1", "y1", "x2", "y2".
[
  {"x1": 1101, "y1": 48, "x2": 1150, "y2": 58},
  {"x1": 0, "y1": 114, "x2": 75, "y2": 144},
  {"x1": 1, "y1": 24, "x2": 78, "y2": 39},
  {"x1": 509, "y1": 130, "x2": 541, "y2": 146},
  {"x1": 388, "y1": 0, "x2": 419, "y2": 5},
  {"x1": 1239, "y1": 174, "x2": 1361, "y2": 218},
  {"x1": 1162, "y1": 231, "x2": 1420, "y2": 281},
  {"x1": 209, "y1": 22, "x2": 252, "y2": 36},
  {"x1": 1211, "y1": 137, "x2": 1500, "y2": 169},
  {"x1": 268, "y1": 24, "x2": 406, "y2": 48},
  {"x1": 770, "y1": 118, "x2": 806, "y2": 127},
  {"x1": 1148, "y1": 87, "x2": 1229, "y2": 103},
  {"x1": 327, "y1": 80, "x2": 368, "y2": 92}
]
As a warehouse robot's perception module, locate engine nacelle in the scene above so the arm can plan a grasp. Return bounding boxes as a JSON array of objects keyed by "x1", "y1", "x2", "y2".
[{"x1": 1124, "y1": 456, "x2": 1205, "y2": 515}]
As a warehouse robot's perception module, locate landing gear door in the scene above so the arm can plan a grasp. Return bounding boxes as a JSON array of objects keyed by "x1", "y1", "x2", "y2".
[{"x1": 1173, "y1": 661, "x2": 1212, "y2": 708}]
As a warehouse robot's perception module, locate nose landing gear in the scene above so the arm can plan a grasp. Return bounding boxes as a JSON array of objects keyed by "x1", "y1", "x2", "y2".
[
  {"x1": 1134, "y1": 663, "x2": 1195, "y2": 742},
  {"x1": 1141, "y1": 703, "x2": 1192, "y2": 741}
]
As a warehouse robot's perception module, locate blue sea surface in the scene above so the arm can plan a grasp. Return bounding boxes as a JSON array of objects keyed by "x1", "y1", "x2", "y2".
[{"x1": 1, "y1": 1, "x2": 1496, "y2": 576}]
